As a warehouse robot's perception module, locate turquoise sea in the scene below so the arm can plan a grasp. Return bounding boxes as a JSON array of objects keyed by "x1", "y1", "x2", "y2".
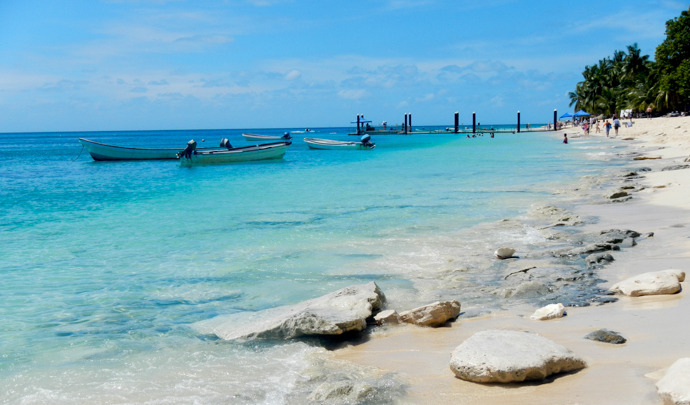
[{"x1": 1, "y1": 126, "x2": 628, "y2": 403}]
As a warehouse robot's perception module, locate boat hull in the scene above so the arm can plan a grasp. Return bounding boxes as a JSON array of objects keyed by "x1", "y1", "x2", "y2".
[
  {"x1": 242, "y1": 133, "x2": 290, "y2": 141},
  {"x1": 303, "y1": 138, "x2": 374, "y2": 150},
  {"x1": 79, "y1": 138, "x2": 227, "y2": 161},
  {"x1": 79, "y1": 138, "x2": 184, "y2": 160},
  {"x1": 180, "y1": 142, "x2": 291, "y2": 165}
]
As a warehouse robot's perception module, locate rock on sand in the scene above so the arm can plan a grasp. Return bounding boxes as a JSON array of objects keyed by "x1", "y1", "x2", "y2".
[
  {"x1": 530, "y1": 303, "x2": 566, "y2": 320},
  {"x1": 610, "y1": 269, "x2": 685, "y2": 296},
  {"x1": 449, "y1": 330, "x2": 586, "y2": 383},
  {"x1": 399, "y1": 300, "x2": 461, "y2": 327},
  {"x1": 656, "y1": 358, "x2": 690, "y2": 405}
]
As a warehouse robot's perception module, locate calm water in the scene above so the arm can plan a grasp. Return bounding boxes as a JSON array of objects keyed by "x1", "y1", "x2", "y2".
[{"x1": 0, "y1": 126, "x2": 626, "y2": 403}]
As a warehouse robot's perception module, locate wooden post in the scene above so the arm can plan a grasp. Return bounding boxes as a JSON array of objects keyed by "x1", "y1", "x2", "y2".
[
  {"x1": 517, "y1": 111, "x2": 521, "y2": 133},
  {"x1": 454, "y1": 112, "x2": 459, "y2": 133},
  {"x1": 403, "y1": 113, "x2": 407, "y2": 133},
  {"x1": 356, "y1": 114, "x2": 361, "y2": 135},
  {"x1": 553, "y1": 109, "x2": 557, "y2": 131},
  {"x1": 472, "y1": 112, "x2": 476, "y2": 134},
  {"x1": 408, "y1": 113, "x2": 412, "y2": 134}
]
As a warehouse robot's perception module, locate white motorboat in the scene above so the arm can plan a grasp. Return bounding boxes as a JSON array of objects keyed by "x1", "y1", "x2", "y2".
[
  {"x1": 178, "y1": 139, "x2": 291, "y2": 165},
  {"x1": 304, "y1": 135, "x2": 375, "y2": 150}
]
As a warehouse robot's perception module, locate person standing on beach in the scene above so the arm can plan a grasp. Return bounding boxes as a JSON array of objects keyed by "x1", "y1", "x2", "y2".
[
  {"x1": 613, "y1": 116, "x2": 621, "y2": 136},
  {"x1": 563, "y1": 134, "x2": 568, "y2": 144},
  {"x1": 605, "y1": 120, "x2": 612, "y2": 137},
  {"x1": 646, "y1": 106, "x2": 652, "y2": 119}
]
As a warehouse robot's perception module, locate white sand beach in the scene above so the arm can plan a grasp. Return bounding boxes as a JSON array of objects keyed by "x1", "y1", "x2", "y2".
[{"x1": 334, "y1": 116, "x2": 690, "y2": 404}]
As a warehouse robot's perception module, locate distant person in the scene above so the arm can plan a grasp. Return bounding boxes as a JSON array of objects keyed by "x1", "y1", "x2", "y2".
[
  {"x1": 613, "y1": 116, "x2": 621, "y2": 136},
  {"x1": 646, "y1": 106, "x2": 652, "y2": 119},
  {"x1": 563, "y1": 134, "x2": 568, "y2": 144},
  {"x1": 595, "y1": 121, "x2": 601, "y2": 133},
  {"x1": 604, "y1": 121, "x2": 612, "y2": 137}
]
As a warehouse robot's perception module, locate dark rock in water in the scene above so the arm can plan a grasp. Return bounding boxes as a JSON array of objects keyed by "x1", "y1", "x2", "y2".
[
  {"x1": 585, "y1": 329, "x2": 627, "y2": 344},
  {"x1": 661, "y1": 164, "x2": 690, "y2": 171},
  {"x1": 585, "y1": 252, "x2": 615, "y2": 267},
  {"x1": 622, "y1": 172, "x2": 640, "y2": 178},
  {"x1": 553, "y1": 242, "x2": 619, "y2": 258},
  {"x1": 599, "y1": 229, "x2": 641, "y2": 243},
  {"x1": 609, "y1": 191, "x2": 630, "y2": 199}
]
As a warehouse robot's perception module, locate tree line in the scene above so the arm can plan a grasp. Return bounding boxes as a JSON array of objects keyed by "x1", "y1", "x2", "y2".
[{"x1": 569, "y1": 7, "x2": 689, "y2": 117}]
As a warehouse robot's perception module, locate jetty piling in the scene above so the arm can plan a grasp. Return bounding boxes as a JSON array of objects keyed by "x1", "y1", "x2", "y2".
[
  {"x1": 348, "y1": 110, "x2": 553, "y2": 135},
  {"x1": 351, "y1": 114, "x2": 373, "y2": 135}
]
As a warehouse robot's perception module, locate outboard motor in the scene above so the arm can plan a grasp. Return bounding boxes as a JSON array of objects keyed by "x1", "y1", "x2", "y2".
[
  {"x1": 219, "y1": 138, "x2": 233, "y2": 149},
  {"x1": 360, "y1": 134, "x2": 374, "y2": 148},
  {"x1": 178, "y1": 139, "x2": 197, "y2": 159},
  {"x1": 282, "y1": 132, "x2": 292, "y2": 140}
]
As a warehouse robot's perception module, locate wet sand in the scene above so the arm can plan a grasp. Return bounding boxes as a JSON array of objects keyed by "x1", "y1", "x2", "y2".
[{"x1": 334, "y1": 116, "x2": 690, "y2": 404}]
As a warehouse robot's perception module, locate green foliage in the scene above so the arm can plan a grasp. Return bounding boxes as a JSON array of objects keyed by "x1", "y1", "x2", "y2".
[
  {"x1": 654, "y1": 7, "x2": 690, "y2": 110},
  {"x1": 569, "y1": 7, "x2": 690, "y2": 115}
]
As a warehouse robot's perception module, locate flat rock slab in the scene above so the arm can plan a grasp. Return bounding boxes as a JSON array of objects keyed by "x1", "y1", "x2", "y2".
[
  {"x1": 449, "y1": 330, "x2": 586, "y2": 383},
  {"x1": 193, "y1": 282, "x2": 385, "y2": 341},
  {"x1": 610, "y1": 269, "x2": 685, "y2": 297},
  {"x1": 656, "y1": 358, "x2": 690, "y2": 405}
]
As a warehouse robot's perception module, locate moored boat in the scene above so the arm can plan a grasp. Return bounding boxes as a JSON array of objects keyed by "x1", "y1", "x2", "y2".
[
  {"x1": 78, "y1": 138, "x2": 223, "y2": 161},
  {"x1": 242, "y1": 132, "x2": 292, "y2": 141},
  {"x1": 304, "y1": 135, "x2": 375, "y2": 150},
  {"x1": 178, "y1": 139, "x2": 291, "y2": 165}
]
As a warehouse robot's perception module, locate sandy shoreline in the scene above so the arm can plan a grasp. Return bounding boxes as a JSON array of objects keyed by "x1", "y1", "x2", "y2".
[{"x1": 334, "y1": 116, "x2": 690, "y2": 404}]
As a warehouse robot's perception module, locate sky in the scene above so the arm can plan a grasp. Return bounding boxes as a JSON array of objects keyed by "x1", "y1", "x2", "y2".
[{"x1": 0, "y1": 0, "x2": 687, "y2": 132}]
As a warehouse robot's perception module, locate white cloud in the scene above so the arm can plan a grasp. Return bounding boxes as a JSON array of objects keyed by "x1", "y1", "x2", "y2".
[
  {"x1": 417, "y1": 93, "x2": 435, "y2": 102},
  {"x1": 285, "y1": 70, "x2": 301, "y2": 80},
  {"x1": 338, "y1": 89, "x2": 367, "y2": 100}
]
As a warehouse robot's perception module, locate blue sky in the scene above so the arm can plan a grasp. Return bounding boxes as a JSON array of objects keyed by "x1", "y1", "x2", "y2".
[{"x1": 0, "y1": 0, "x2": 687, "y2": 132}]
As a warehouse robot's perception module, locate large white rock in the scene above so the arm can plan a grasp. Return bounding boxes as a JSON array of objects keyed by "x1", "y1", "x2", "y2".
[
  {"x1": 399, "y1": 300, "x2": 461, "y2": 327},
  {"x1": 449, "y1": 330, "x2": 586, "y2": 383},
  {"x1": 610, "y1": 269, "x2": 685, "y2": 297},
  {"x1": 656, "y1": 358, "x2": 690, "y2": 405},
  {"x1": 193, "y1": 282, "x2": 385, "y2": 341},
  {"x1": 530, "y1": 303, "x2": 566, "y2": 321}
]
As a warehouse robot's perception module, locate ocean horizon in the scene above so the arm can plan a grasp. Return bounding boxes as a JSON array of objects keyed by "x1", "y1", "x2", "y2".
[{"x1": 1, "y1": 125, "x2": 627, "y2": 403}]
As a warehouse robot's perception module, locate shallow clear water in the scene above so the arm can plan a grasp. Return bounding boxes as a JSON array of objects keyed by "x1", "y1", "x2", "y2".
[{"x1": 0, "y1": 127, "x2": 627, "y2": 403}]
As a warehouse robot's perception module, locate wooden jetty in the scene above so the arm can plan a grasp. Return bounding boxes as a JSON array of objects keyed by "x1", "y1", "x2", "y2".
[{"x1": 348, "y1": 112, "x2": 554, "y2": 136}]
